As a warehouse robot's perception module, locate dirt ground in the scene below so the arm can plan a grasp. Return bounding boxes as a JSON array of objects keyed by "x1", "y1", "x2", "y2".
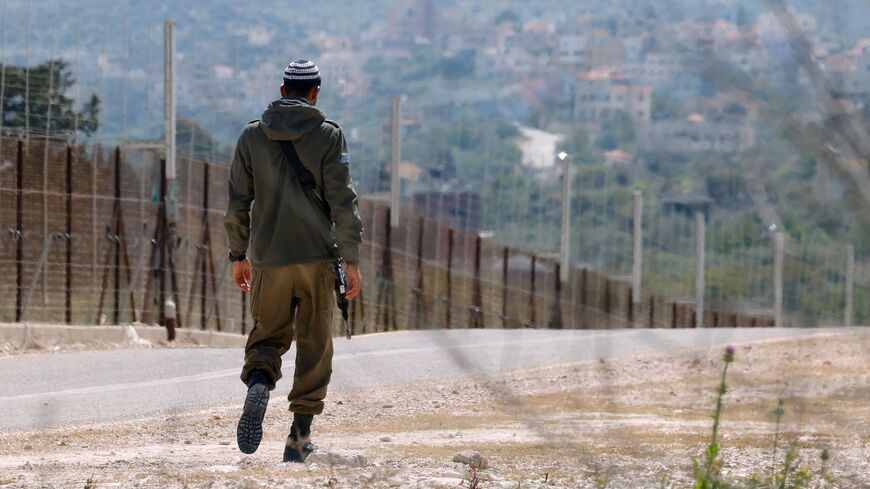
[{"x1": 0, "y1": 330, "x2": 867, "y2": 488}]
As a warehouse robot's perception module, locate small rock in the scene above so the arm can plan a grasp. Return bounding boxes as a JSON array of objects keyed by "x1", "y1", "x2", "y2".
[
  {"x1": 379, "y1": 436, "x2": 392, "y2": 442},
  {"x1": 305, "y1": 450, "x2": 367, "y2": 468},
  {"x1": 385, "y1": 476, "x2": 406, "y2": 487},
  {"x1": 382, "y1": 404, "x2": 394, "y2": 409},
  {"x1": 234, "y1": 477, "x2": 263, "y2": 489},
  {"x1": 452, "y1": 449, "x2": 488, "y2": 469},
  {"x1": 184, "y1": 440, "x2": 192, "y2": 445},
  {"x1": 213, "y1": 415, "x2": 222, "y2": 420},
  {"x1": 23, "y1": 445, "x2": 32, "y2": 450},
  {"x1": 219, "y1": 441, "x2": 231, "y2": 446},
  {"x1": 440, "y1": 470, "x2": 464, "y2": 479},
  {"x1": 336, "y1": 400, "x2": 343, "y2": 405}
]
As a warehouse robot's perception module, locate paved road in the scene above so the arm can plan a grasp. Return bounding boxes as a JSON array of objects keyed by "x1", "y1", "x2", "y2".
[{"x1": 0, "y1": 328, "x2": 848, "y2": 431}]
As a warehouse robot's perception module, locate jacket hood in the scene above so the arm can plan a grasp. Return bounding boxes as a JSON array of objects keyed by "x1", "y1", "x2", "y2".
[{"x1": 259, "y1": 97, "x2": 325, "y2": 141}]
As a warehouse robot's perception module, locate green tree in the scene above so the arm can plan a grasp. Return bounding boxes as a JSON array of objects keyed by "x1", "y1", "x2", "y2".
[
  {"x1": 494, "y1": 9, "x2": 520, "y2": 26},
  {"x1": 595, "y1": 113, "x2": 635, "y2": 150},
  {"x1": 176, "y1": 118, "x2": 230, "y2": 162},
  {"x1": 562, "y1": 128, "x2": 601, "y2": 164},
  {"x1": 652, "y1": 92, "x2": 683, "y2": 120},
  {"x1": 0, "y1": 59, "x2": 100, "y2": 136},
  {"x1": 439, "y1": 50, "x2": 476, "y2": 80}
]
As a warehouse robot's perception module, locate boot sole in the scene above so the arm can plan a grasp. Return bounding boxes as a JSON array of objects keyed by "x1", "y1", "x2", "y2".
[{"x1": 237, "y1": 383, "x2": 269, "y2": 454}]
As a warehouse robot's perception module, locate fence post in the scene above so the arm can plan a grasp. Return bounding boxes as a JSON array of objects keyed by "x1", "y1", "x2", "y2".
[
  {"x1": 501, "y1": 247, "x2": 509, "y2": 328},
  {"x1": 469, "y1": 235, "x2": 484, "y2": 328},
  {"x1": 632, "y1": 190, "x2": 643, "y2": 305},
  {"x1": 390, "y1": 96, "x2": 401, "y2": 228},
  {"x1": 694, "y1": 210, "x2": 705, "y2": 328},
  {"x1": 411, "y1": 216, "x2": 425, "y2": 329},
  {"x1": 201, "y1": 163, "x2": 211, "y2": 329},
  {"x1": 15, "y1": 139, "x2": 23, "y2": 322},
  {"x1": 844, "y1": 244, "x2": 854, "y2": 327},
  {"x1": 559, "y1": 152, "x2": 571, "y2": 283},
  {"x1": 526, "y1": 254, "x2": 536, "y2": 328},
  {"x1": 156, "y1": 158, "x2": 176, "y2": 340},
  {"x1": 65, "y1": 145, "x2": 73, "y2": 324},
  {"x1": 773, "y1": 231, "x2": 784, "y2": 328},
  {"x1": 445, "y1": 228, "x2": 453, "y2": 329},
  {"x1": 550, "y1": 262, "x2": 563, "y2": 329},
  {"x1": 376, "y1": 206, "x2": 396, "y2": 331},
  {"x1": 113, "y1": 148, "x2": 122, "y2": 325}
]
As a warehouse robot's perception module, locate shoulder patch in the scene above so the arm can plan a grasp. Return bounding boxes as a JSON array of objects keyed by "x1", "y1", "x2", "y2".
[{"x1": 340, "y1": 153, "x2": 351, "y2": 165}]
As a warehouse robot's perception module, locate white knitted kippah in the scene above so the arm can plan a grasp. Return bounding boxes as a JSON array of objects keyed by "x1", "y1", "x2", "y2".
[{"x1": 283, "y1": 59, "x2": 321, "y2": 81}]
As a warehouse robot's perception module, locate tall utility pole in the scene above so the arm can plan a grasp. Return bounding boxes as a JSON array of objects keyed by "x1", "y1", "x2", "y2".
[
  {"x1": 558, "y1": 152, "x2": 571, "y2": 283},
  {"x1": 389, "y1": 96, "x2": 401, "y2": 228},
  {"x1": 164, "y1": 20, "x2": 177, "y2": 229},
  {"x1": 694, "y1": 210, "x2": 705, "y2": 328},
  {"x1": 631, "y1": 190, "x2": 643, "y2": 304}
]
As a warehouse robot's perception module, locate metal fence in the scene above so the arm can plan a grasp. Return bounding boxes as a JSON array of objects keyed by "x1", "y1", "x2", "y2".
[{"x1": 1, "y1": 134, "x2": 797, "y2": 335}]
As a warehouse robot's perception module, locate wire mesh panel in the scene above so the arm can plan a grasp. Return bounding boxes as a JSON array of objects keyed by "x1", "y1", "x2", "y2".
[{"x1": 1, "y1": 132, "x2": 857, "y2": 332}]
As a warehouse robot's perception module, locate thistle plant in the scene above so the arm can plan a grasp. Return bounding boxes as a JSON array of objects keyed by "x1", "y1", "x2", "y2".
[
  {"x1": 693, "y1": 345, "x2": 736, "y2": 489},
  {"x1": 771, "y1": 399, "x2": 786, "y2": 481},
  {"x1": 687, "y1": 345, "x2": 834, "y2": 489}
]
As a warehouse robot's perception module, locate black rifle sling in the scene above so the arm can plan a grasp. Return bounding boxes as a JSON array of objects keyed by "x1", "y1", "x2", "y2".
[
  {"x1": 271, "y1": 131, "x2": 350, "y2": 340},
  {"x1": 276, "y1": 138, "x2": 333, "y2": 220}
]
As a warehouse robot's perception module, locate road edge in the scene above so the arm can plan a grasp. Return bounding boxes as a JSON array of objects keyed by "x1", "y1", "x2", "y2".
[{"x1": 0, "y1": 323, "x2": 246, "y2": 349}]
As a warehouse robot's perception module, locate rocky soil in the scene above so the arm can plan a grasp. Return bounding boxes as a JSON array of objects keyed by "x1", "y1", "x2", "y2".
[{"x1": 0, "y1": 330, "x2": 867, "y2": 488}]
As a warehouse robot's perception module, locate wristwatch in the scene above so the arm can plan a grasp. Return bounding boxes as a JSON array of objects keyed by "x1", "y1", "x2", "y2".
[{"x1": 229, "y1": 251, "x2": 247, "y2": 262}]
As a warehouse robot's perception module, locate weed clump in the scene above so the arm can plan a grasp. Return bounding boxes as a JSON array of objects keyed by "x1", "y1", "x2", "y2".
[{"x1": 691, "y1": 345, "x2": 835, "y2": 489}]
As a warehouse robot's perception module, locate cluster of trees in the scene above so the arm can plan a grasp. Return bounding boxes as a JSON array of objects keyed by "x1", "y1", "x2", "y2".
[{"x1": 1, "y1": 60, "x2": 100, "y2": 137}]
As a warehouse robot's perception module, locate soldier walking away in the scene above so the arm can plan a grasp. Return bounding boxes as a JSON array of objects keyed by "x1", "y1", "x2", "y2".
[{"x1": 224, "y1": 59, "x2": 363, "y2": 462}]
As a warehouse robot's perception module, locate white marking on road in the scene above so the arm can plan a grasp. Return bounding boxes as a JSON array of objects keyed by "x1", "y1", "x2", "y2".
[{"x1": 3, "y1": 329, "x2": 835, "y2": 404}]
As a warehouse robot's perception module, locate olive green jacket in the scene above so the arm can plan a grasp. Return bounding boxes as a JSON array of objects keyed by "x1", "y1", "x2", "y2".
[{"x1": 224, "y1": 96, "x2": 363, "y2": 267}]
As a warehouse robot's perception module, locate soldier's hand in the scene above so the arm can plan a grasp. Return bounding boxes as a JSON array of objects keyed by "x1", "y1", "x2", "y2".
[
  {"x1": 344, "y1": 263, "x2": 362, "y2": 300},
  {"x1": 232, "y1": 258, "x2": 252, "y2": 292}
]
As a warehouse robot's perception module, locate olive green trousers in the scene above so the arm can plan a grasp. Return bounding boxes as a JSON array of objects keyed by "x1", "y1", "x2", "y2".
[{"x1": 240, "y1": 260, "x2": 334, "y2": 415}]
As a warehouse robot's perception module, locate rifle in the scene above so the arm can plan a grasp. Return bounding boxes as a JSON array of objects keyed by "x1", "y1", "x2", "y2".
[{"x1": 331, "y1": 246, "x2": 352, "y2": 339}]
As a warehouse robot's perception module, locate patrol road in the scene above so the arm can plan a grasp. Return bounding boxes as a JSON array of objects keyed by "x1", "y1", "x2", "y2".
[{"x1": 0, "y1": 327, "x2": 842, "y2": 432}]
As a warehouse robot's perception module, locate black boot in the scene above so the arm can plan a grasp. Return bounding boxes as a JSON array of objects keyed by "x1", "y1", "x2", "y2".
[
  {"x1": 283, "y1": 413, "x2": 316, "y2": 463},
  {"x1": 236, "y1": 370, "x2": 270, "y2": 454}
]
